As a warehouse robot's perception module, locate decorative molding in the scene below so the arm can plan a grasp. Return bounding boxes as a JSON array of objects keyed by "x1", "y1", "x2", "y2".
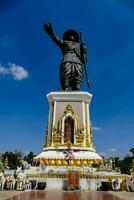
[
  {"x1": 26, "y1": 173, "x2": 127, "y2": 180},
  {"x1": 47, "y1": 91, "x2": 92, "y2": 104},
  {"x1": 34, "y1": 158, "x2": 103, "y2": 167}
]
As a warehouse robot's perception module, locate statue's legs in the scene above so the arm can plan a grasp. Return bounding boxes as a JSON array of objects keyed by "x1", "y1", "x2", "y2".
[
  {"x1": 72, "y1": 63, "x2": 82, "y2": 90},
  {"x1": 60, "y1": 62, "x2": 82, "y2": 90},
  {"x1": 60, "y1": 62, "x2": 71, "y2": 90}
]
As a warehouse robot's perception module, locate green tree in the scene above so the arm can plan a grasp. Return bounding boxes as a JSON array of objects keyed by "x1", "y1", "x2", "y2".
[
  {"x1": 2, "y1": 151, "x2": 23, "y2": 169},
  {"x1": 112, "y1": 157, "x2": 120, "y2": 169},
  {"x1": 107, "y1": 154, "x2": 133, "y2": 175},
  {"x1": 24, "y1": 151, "x2": 36, "y2": 164},
  {"x1": 118, "y1": 156, "x2": 132, "y2": 174}
]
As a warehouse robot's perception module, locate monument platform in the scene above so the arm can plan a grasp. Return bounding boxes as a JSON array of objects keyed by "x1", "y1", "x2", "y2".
[{"x1": 3, "y1": 91, "x2": 127, "y2": 190}]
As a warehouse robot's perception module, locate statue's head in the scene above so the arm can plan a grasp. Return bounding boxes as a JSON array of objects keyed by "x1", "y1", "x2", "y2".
[{"x1": 63, "y1": 29, "x2": 79, "y2": 42}]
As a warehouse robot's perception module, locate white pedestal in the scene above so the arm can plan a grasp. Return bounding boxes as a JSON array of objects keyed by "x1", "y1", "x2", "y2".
[{"x1": 46, "y1": 91, "x2": 94, "y2": 149}]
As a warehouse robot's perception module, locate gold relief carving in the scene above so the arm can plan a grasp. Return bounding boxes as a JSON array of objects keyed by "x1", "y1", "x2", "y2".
[
  {"x1": 64, "y1": 104, "x2": 74, "y2": 115},
  {"x1": 76, "y1": 127, "x2": 84, "y2": 145},
  {"x1": 67, "y1": 142, "x2": 72, "y2": 148},
  {"x1": 53, "y1": 126, "x2": 62, "y2": 145}
]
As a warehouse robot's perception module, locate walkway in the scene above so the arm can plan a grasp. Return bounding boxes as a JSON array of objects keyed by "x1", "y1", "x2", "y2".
[{"x1": 0, "y1": 190, "x2": 134, "y2": 200}]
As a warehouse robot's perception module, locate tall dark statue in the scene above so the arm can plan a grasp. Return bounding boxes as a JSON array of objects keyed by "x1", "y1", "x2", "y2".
[{"x1": 44, "y1": 23, "x2": 89, "y2": 91}]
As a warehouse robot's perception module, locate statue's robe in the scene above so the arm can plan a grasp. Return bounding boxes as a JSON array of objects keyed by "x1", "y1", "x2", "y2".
[{"x1": 60, "y1": 40, "x2": 83, "y2": 90}]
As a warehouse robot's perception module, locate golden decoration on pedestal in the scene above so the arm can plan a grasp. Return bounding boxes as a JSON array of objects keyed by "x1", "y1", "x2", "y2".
[
  {"x1": 53, "y1": 126, "x2": 62, "y2": 145},
  {"x1": 76, "y1": 127, "x2": 84, "y2": 145},
  {"x1": 62, "y1": 159, "x2": 68, "y2": 166},
  {"x1": 34, "y1": 158, "x2": 103, "y2": 167},
  {"x1": 90, "y1": 161, "x2": 93, "y2": 165},
  {"x1": 69, "y1": 160, "x2": 75, "y2": 166},
  {"x1": 45, "y1": 103, "x2": 97, "y2": 149},
  {"x1": 75, "y1": 160, "x2": 81, "y2": 166},
  {"x1": 50, "y1": 159, "x2": 55, "y2": 166},
  {"x1": 59, "y1": 105, "x2": 80, "y2": 129},
  {"x1": 51, "y1": 104, "x2": 84, "y2": 147},
  {"x1": 56, "y1": 159, "x2": 62, "y2": 166},
  {"x1": 64, "y1": 104, "x2": 74, "y2": 114},
  {"x1": 82, "y1": 160, "x2": 88, "y2": 166}
]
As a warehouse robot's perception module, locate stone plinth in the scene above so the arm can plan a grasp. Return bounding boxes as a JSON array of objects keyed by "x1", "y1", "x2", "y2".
[{"x1": 45, "y1": 91, "x2": 94, "y2": 149}]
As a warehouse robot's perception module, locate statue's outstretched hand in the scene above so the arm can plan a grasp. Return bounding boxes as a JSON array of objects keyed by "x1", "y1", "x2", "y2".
[
  {"x1": 44, "y1": 23, "x2": 62, "y2": 47},
  {"x1": 44, "y1": 23, "x2": 53, "y2": 35}
]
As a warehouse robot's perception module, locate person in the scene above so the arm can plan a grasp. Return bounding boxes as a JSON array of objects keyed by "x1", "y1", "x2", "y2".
[{"x1": 44, "y1": 23, "x2": 87, "y2": 91}]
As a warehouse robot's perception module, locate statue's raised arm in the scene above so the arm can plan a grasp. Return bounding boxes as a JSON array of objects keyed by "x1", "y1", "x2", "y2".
[{"x1": 44, "y1": 23, "x2": 63, "y2": 48}]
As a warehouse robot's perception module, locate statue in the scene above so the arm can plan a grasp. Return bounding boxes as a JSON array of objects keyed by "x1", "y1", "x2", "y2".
[
  {"x1": 0, "y1": 172, "x2": 6, "y2": 190},
  {"x1": 44, "y1": 23, "x2": 89, "y2": 91}
]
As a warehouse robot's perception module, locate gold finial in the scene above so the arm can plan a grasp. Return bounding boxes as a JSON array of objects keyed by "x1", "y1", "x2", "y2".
[{"x1": 64, "y1": 105, "x2": 74, "y2": 115}]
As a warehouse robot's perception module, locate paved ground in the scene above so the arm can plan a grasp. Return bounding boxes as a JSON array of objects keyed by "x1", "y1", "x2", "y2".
[
  {"x1": 109, "y1": 191, "x2": 134, "y2": 200},
  {"x1": 0, "y1": 191, "x2": 22, "y2": 200},
  {"x1": 0, "y1": 190, "x2": 134, "y2": 200}
]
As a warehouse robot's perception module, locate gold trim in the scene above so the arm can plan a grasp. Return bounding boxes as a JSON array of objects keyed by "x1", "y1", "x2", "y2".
[{"x1": 34, "y1": 158, "x2": 103, "y2": 167}]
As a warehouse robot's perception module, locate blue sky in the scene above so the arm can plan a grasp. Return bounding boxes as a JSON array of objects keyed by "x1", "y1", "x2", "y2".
[{"x1": 0, "y1": 0, "x2": 134, "y2": 158}]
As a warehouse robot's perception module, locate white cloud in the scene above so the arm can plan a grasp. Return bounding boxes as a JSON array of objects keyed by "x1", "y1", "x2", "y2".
[
  {"x1": 98, "y1": 148, "x2": 118, "y2": 158},
  {"x1": 0, "y1": 63, "x2": 29, "y2": 81},
  {"x1": 9, "y1": 63, "x2": 29, "y2": 80},
  {"x1": 107, "y1": 148, "x2": 118, "y2": 153},
  {"x1": 24, "y1": 151, "x2": 30, "y2": 155},
  {"x1": 0, "y1": 64, "x2": 8, "y2": 74},
  {"x1": 99, "y1": 152, "x2": 106, "y2": 157},
  {"x1": 92, "y1": 126, "x2": 102, "y2": 131}
]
